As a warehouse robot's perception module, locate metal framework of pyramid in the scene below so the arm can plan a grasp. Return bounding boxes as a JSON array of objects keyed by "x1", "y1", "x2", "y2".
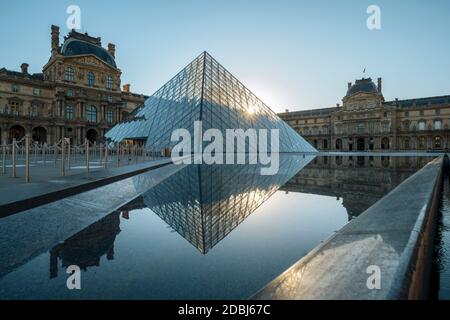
[{"x1": 106, "y1": 52, "x2": 316, "y2": 153}]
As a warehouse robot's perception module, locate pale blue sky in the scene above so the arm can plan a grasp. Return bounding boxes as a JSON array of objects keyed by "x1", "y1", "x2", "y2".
[{"x1": 1, "y1": 0, "x2": 449, "y2": 112}]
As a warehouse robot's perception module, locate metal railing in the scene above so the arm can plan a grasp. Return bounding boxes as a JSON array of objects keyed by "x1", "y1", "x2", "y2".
[{"x1": 0, "y1": 137, "x2": 168, "y2": 184}]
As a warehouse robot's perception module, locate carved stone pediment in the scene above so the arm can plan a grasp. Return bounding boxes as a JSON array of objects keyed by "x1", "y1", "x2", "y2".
[{"x1": 64, "y1": 55, "x2": 116, "y2": 71}]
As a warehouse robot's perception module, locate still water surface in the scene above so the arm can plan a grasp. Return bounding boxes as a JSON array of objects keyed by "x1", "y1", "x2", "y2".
[{"x1": 0, "y1": 155, "x2": 435, "y2": 299}]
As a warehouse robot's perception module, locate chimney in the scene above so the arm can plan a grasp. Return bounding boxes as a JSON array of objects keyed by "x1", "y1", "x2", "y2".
[
  {"x1": 21, "y1": 63, "x2": 29, "y2": 74},
  {"x1": 377, "y1": 77, "x2": 382, "y2": 93},
  {"x1": 51, "y1": 25, "x2": 60, "y2": 56},
  {"x1": 347, "y1": 82, "x2": 352, "y2": 90},
  {"x1": 123, "y1": 84, "x2": 130, "y2": 93},
  {"x1": 108, "y1": 43, "x2": 116, "y2": 58}
]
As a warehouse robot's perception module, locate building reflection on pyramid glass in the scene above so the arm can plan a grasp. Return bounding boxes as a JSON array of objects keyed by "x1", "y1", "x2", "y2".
[
  {"x1": 128, "y1": 155, "x2": 315, "y2": 253},
  {"x1": 106, "y1": 52, "x2": 316, "y2": 153}
]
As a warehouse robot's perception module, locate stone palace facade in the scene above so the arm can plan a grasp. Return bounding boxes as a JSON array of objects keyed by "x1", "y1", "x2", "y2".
[
  {"x1": 279, "y1": 77, "x2": 450, "y2": 151},
  {"x1": 0, "y1": 25, "x2": 147, "y2": 145}
]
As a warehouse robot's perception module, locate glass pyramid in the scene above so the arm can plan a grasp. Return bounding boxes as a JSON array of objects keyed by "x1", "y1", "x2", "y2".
[{"x1": 106, "y1": 52, "x2": 316, "y2": 153}]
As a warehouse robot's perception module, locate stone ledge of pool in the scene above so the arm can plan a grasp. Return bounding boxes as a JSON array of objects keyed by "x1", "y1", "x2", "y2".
[{"x1": 251, "y1": 156, "x2": 444, "y2": 300}]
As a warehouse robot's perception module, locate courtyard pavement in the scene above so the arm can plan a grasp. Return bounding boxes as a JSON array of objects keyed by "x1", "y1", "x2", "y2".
[{"x1": 0, "y1": 153, "x2": 172, "y2": 217}]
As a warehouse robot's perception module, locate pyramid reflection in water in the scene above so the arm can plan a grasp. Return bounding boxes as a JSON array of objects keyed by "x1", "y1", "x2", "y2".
[
  {"x1": 106, "y1": 52, "x2": 316, "y2": 153},
  {"x1": 131, "y1": 155, "x2": 315, "y2": 253}
]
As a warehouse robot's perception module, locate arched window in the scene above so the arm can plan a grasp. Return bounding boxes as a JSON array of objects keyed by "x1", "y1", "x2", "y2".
[
  {"x1": 106, "y1": 75, "x2": 113, "y2": 89},
  {"x1": 86, "y1": 105, "x2": 97, "y2": 122},
  {"x1": 87, "y1": 72, "x2": 95, "y2": 87},
  {"x1": 66, "y1": 105, "x2": 74, "y2": 120},
  {"x1": 66, "y1": 67, "x2": 74, "y2": 81}
]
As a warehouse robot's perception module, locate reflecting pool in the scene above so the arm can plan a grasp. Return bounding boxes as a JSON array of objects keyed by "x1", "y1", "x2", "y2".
[{"x1": 0, "y1": 155, "x2": 436, "y2": 299}]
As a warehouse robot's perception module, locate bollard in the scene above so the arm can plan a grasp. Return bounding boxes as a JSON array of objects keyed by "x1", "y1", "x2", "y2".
[
  {"x1": 2, "y1": 140, "x2": 6, "y2": 175},
  {"x1": 12, "y1": 138, "x2": 17, "y2": 178},
  {"x1": 99, "y1": 142, "x2": 103, "y2": 166},
  {"x1": 67, "y1": 140, "x2": 71, "y2": 170},
  {"x1": 43, "y1": 143, "x2": 47, "y2": 166},
  {"x1": 105, "y1": 142, "x2": 108, "y2": 168},
  {"x1": 61, "y1": 137, "x2": 65, "y2": 177},
  {"x1": 85, "y1": 139, "x2": 90, "y2": 173},
  {"x1": 54, "y1": 143, "x2": 57, "y2": 168},
  {"x1": 25, "y1": 135, "x2": 30, "y2": 183}
]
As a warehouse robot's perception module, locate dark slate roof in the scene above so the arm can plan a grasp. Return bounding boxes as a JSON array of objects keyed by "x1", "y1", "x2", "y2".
[
  {"x1": 346, "y1": 78, "x2": 378, "y2": 96},
  {"x1": 279, "y1": 107, "x2": 335, "y2": 118},
  {"x1": 61, "y1": 38, "x2": 116, "y2": 68},
  {"x1": 0, "y1": 68, "x2": 44, "y2": 81},
  {"x1": 385, "y1": 95, "x2": 450, "y2": 108}
]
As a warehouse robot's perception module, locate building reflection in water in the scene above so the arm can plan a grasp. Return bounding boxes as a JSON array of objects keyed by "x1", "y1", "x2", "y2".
[
  {"x1": 47, "y1": 155, "x2": 434, "y2": 276},
  {"x1": 281, "y1": 155, "x2": 435, "y2": 219},
  {"x1": 49, "y1": 213, "x2": 121, "y2": 278},
  {"x1": 47, "y1": 155, "x2": 314, "y2": 275}
]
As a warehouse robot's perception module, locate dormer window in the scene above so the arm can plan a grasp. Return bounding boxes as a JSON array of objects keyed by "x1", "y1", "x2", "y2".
[
  {"x1": 87, "y1": 72, "x2": 95, "y2": 87},
  {"x1": 66, "y1": 67, "x2": 74, "y2": 81}
]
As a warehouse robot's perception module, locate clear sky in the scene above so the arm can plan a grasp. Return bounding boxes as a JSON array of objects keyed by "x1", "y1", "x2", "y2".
[{"x1": 1, "y1": 0, "x2": 449, "y2": 113}]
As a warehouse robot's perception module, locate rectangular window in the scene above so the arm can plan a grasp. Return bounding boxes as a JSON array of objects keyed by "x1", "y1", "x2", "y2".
[
  {"x1": 435, "y1": 120, "x2": 442, "y2": 130},
  {"x1": 11, "y1": 84, "x2": 19, "y2": 93},
  {"x1": 66, "y1": 89, "x2": 73, "y2": 97},
  {"x1": 87, "y1": 72, "x2": 95, "y2": 87},
  {"x1": 30, "y1": 104, "x2": 38, "y2": 117},
  {"x1": 107, "y1": 110, "x2": 113, "y2": 123},
  {"x1": 357, "y1": 123, "x2": 365, "y2": 133},
  {"x1": 10, "y1": 101, "x2": 20, "y2": 115},
  {"x1": 33, "y1": 88, "x2": 41, "y2": 96},
  {"x1": 419, "y1": 121, "x2": 425, "y2": 131},
  {"x1": 66, "y1": 67, "x2": 74, "y2": 81},
  {"x1": 106, "y1": 76, "x2": 113, "y2": 90},
  {"x1": 66, "y1": 105, "x2": 74, "y2": 120}
]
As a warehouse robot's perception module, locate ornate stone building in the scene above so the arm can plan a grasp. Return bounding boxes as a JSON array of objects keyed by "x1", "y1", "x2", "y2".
[
  {"x1": 279, "y1": 77, "x2": 450, "y2": 151},
  {"x1": 0, "y1": 25, "x2": 147, "y2": 145}
]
